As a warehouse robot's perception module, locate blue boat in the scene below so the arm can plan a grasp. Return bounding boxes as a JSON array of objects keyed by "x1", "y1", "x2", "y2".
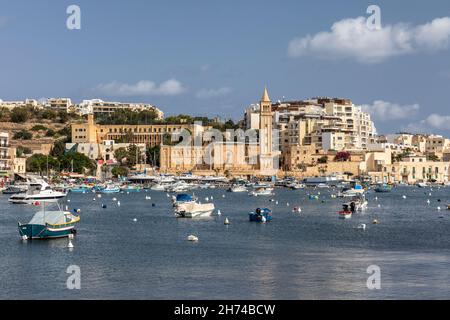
[
  {"x1": 374, "y1": 183, "x2": 392, "y2": 193},
  {"x1": 69, "y1": 185, "x2": 91, "y2": 193},
  {"x1": 172, "y1": 193, "x2": 196, "y2": 207},
  {"x1": 18, "y1": 203, "x2": 80, "y2": 240},
  {"x1": 249, "y1": 208, "x2": 273, "y2": 222},
  {"x1": 99, "y1": 185, "x2": 120, "y2": 193}
]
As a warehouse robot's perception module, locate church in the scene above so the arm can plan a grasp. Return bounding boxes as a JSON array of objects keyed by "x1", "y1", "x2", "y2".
[{"x1": 160, "y1": 87, "x2": 280, "y2": 177}]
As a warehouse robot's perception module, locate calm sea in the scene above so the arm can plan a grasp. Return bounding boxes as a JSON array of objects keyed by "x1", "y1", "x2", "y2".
[{"x1": 1, "y1": 186, "x2": 449, "y2": 299}]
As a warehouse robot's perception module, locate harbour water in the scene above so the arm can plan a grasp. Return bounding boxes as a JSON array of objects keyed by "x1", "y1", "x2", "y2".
[{"x1": 1, "y1": 186, "x2": 450, "y2": 299}]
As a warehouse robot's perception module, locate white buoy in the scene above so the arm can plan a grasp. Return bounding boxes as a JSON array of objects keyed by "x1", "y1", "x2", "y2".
[
  {"x1": 224, "y1": 217, "x2": 230, "y2": 225},
  {"x1": 437, "y1": 206, "x2": 442, "y2": 211},
  {"x1": 287, "y1": 202, "x2": 290, "y2": 206},
  {"x1": 378, "y1": 204, "x2": 381, "y2": 208},
  {"x1": 187, "y1": 235, "x2": 199, "y2": 242},
  {"x1": 205, "y1": 197, "x2": 209, "y2": 201},
  {"x1": 402, "y1": 195, "x2": 407, "y2": 199},
  {"x1": 133, "y1": 218, "x2": 137, "y2": 222},
  {"x1": 429, "y1": 193, "x2": 432, "y2": 196},
  {"x1": 357, "y1": 223, "x2": 367, "y2": 231},
  {"x1": 217, "y1": 210, "x2": 222, "y2": 216},
  {"x1": 67, "y1": 240, "x2": 74, "y2": 248},
  {"x1": 275, "y1": 201, "x2": 279, "y2": 205},
  {"x1": 117, "y1": 201, "x2": 121, "y2": 206},
  {"x1": 67, "y1": 199, "x2": 71, "y2": 203},
  {"x1": 211, "y1": 196, "x2": 214, "y2": 200},
  {"x1": 93, "y1": 198, "x2": 96, "y2": 201},
  {"x1": 427, "y1": 199, "x2": 431, "y2": 205},
  {"x1": 375, "y1": 197, "x2": 378, "y2": 201},
  {"x1": 113, "y1": 197, "x2": 117, "y2": 201},
  {"x1": 222, "y1": 195, "x2": 225, "y2": 198},
  {"x1": 166, "y1": 194, "x2": 170, "y2": 198},
  {"x1": 97, "y1": 194, "x2": 102, "y2": 198}
]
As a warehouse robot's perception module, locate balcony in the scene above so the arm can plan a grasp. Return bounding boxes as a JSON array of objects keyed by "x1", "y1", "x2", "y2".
[{"x1": 0, "y1": 155, "x2": 11, "y2": 160}]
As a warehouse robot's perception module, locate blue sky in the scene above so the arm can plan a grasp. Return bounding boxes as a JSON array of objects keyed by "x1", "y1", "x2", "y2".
[{"x1": 1, "y1": 0, "x2": 450, "y2": 135}]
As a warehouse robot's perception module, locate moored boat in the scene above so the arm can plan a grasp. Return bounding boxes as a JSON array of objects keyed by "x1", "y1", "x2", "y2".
[
  {"x1": 249, "y1": 208, "x2": 272, "y2": 222},
  {"x1": 374, "y1": 183, "x2": 392, "y2": 193},
  {"x1": 175, "y1": 201, "x2": 215, "y2": 218},
  {"x1": 228, "y1": 185, "x2": 247, "y2": 193},
  {"x1": 9, "y1": 180, "x2": 67, "y2": 204},
  {"x1": 18, "y1": 202, "x2": 80, "y2": 239}
]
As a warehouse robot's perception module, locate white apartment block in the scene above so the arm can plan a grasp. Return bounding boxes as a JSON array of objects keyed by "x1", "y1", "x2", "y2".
[
  {"x1": 76, "y1": 99, "x2": 164, "y2": 119},
  {"x1": 0, "y1": 132, "x2": 10, "y2": 174}
]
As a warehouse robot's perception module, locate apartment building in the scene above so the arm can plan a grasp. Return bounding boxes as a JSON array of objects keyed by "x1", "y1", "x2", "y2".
[
  {"x1": 46, "y1": 98, "x2": 72, "y2": 112},
  {"x1": 0, "y1": 132, "x2": 11, "y2": 179},
  {"x1": 76, "y1": 99, "x2": 164, "y2": 119}
]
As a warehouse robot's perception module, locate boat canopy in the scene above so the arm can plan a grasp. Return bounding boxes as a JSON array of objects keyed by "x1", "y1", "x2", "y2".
[
  {"x1": 176, "y1": 194, "x2": 194, "y2": 202},
  {"x1": 28, "y1": 210, "x2": 72, "y2": 226}
]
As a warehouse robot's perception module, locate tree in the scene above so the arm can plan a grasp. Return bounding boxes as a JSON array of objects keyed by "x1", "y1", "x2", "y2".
[
  {"x1": 335, "y1": 151, "x2": 351, "y2": 162},
  {"x1": 13, "y1": 130, "x2": 33, "y2": 140},
  {"x1": 50, "y1": 140, "x2": 66, "y2": 158},
  {"x1": 31, "y1": 124, "x2": 48, "y2": 131},
  {"x1": 427, "y1": 154, "x2": 440, "y2": 162},
  {"x1": 58, "y1": 111, "x2": 69, "y2": 123},
  {"x1": 111, "y1": 166, "x2": 129, "y2": 178},
  {"x1": 26, "y1": 154, "x2": 59, "y2": 174},
  {"x1": 45, "y1": 129, "x2": 56, "y2": 137},
  {"x1": 147, "y1": 145, "x2": 160, "y2": 167},
  {"x1": 11, "y1": 107, "x2": 29, "y2": 123},
  {"x1": 114, "y1": 147, "x2": 129, "y2": 165},
  {"x1": 59, "y1": 152, "x2": 96, "y2": 173},
  {"x1": 16, "y1": 146, "x2": 32, "y2": 157},
  {"x1": 317, "y1": 156, "x2": 328, "y2": 164}
]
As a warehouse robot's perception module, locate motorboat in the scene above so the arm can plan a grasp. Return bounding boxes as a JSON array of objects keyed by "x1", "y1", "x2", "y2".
[
  {"x1": 172, "y1": 193, "x2": 197, "y2": 207},
  {"x1": 99, "y1": 184, "x2": 121, "y2": 193},
  {"x1": 337, "y1": 184, "x2": 365, "y2": 198},
  {"x1": 228, "y1": 185, "x2": 247, "y2": 193},
  {"x1": 338, "y1": 204, "x2": 353, "y2": 219},
  {"x1": 18, "y1": 202, "x2": 80, "y2": 239},
  {"x1": 374, "y1": 183, "x2": 392, "y2": 193},
  {"x1": 316, "y1": 183, "x2": 330, "y2": 189},
  {"x1": 68, "y1": 185, "x2": 92, "y2": 193},
  {"x1": 286, "y1": 182, "x2": 305, "y2": 190},
  {"x1": 417, "y1": 182, "x2": 428, "y2": 188},
  {"x1": 9, "y1": 180, "x2": 67, "y2": 204},
  {"x1": 175, "y1": 201, "x2": 215, "y2": 218},
  {"x1": 249, "y1": 208, "x2": 272, "y2": 222},
  {"x1": 249, "y1": 184, "x2": 274, "y2": 197},
  {"x1": 2, "y1": 184, "x2": 28, "y2": 195},
  {"x1": 121, "y1": 185, "x2": 142, "y2": 193}
]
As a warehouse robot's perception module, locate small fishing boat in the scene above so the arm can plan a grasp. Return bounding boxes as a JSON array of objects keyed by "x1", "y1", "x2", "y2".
[
  {"x1": 338, "y1": 204, "x2": 353, "y2": 219},
  {"x1": 121, "y1": 185, "x2": 142, "y2": 193},
  {"x1": 417, "y1": 182, "x2": 428, "y2": 188},
  {"x1": 18, "y1": 202, "x2": 80, "y2": 239},
  {"x1": 99, "y1": 184, "x2": 120, "y2": 193},
  {"x1": 2, "y1": 184, "x2": 28, "y2": 195},
  {"x1": 249, "y1": 208, "x2": 273, "y2": 222},
  {"x1": 175, "y1": 201, "x2": 215, "y2": 218},
  {"x1": 228, "y1": 185, "x2": 247, "y2": 193},
  {"x1": 374, "y1": 183, "x2": 392, "y2": 193},
  {"x1": 249, "y1": 185, "x2": 274, "y2": 197},
  {"x1": 69, "y1": 185, "x2": 92, "y2": 193}
]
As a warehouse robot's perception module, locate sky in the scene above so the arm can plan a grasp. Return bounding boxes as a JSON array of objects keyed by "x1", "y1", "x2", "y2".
[{"x1": 1, "y1": 0, "x2": 450, "y2": 135}]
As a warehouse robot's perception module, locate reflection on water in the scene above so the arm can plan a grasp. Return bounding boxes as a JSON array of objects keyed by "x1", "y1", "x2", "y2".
[{"x1": 1, "y1": 186, "x2": 450, "y2": 299}]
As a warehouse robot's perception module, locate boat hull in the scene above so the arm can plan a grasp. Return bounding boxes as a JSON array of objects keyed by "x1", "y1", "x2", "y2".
[{"x1": 18, "y1": 223, "x2": 77, "y2": 239}]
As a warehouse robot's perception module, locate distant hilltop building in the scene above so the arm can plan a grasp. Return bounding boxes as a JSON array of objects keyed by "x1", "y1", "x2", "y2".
[
  {"x1": 0, "y1": 97, "x2": 164, "y2": 119},
  {"x1": 76, "y1": 99, "x2": 164, "y2": 119}
]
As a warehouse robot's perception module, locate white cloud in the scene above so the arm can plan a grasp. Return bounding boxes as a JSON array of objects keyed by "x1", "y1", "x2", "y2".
[
  {"x1": 288, "y1": 17, "x2": 450, "y2": 63},
  {"x1": 196, "y1": 87, "x2": 232, "y2": 99},
  {"x1": 403, "y1": 113, "x2": 450, "y2": 133},
  {"x1": 423, "y1": 114, "x2": 450, "y2": 130},
  {"x1": 95, "y1": 79, "x2": 186, "y2": 96},
  {"x1": 362, "y1": 100, "x2": 420, "y2": 121}
]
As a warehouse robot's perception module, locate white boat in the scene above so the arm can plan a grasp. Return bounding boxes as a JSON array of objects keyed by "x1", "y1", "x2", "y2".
[
  {"x1": 249, "y1": 185, "x2": 274, "y2": 197},
  {"x1": 175, "y1": 201, "x2": 215, "y2": 218},
  {"x1": 316, "y1": 183, "x2": 330, "y2": 189},
  {"x1": 228, "y1": 185, "x2": 247, "y2": 193},
  {"x1": 417, "y1": 182, "x2": 428, "y2": 188},
  {"x1": 151, "y1": 183, "x2": 169, "y2": 191},
  {"x1": 286, "y1": 182, "x2": 305, "y2": 190},
  {"x1": 9, "y1": 180, "x2": 67, "y2": 204}
]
